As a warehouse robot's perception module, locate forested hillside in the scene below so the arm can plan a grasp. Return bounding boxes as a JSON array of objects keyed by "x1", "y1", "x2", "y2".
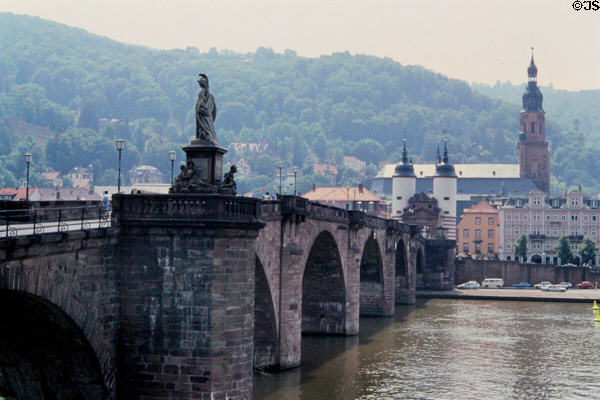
[{"x1": 0, "y1": 13, "x2": 597, "y2": 195}]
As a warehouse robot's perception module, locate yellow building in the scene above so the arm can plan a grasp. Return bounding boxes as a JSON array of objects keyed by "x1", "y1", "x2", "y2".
[{"x1": 457, "y1": 199, "x2": 499, "y2": 258}]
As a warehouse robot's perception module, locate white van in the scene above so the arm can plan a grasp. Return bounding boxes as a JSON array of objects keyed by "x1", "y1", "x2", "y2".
[{"x1": 481, "y1": 278, "x2": 504, "y2": 288}]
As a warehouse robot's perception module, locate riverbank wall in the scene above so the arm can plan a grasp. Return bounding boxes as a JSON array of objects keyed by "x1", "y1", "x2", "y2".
[{"x1": 456, "y1": 259, "x2": 600, "y2": 286}]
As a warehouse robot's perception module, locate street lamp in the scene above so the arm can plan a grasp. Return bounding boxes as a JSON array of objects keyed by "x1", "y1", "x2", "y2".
[
  {"x1": 24, "y1": 153, "x2": 32, "y2": 201},
  {"x1": 115, "y1": 139, "x2": 125, "y2": 193},
  {"x1": 278, "y1": 161, "x2": 283, "y2": 196},
  {"x1": 293, "y1": 166, "x2": 297, "y2": 196},
  {"x1": 169, "y1": 151, "x2": 176, "y2": 185}
]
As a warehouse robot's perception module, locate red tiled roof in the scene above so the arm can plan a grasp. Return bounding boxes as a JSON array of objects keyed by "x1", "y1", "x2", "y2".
[
  {"x1": 464, "y1": 199, "x2": 497, "y2": 214},
  {"x1": 301, "y1": 186, "x2": 381, "y2": 202}
]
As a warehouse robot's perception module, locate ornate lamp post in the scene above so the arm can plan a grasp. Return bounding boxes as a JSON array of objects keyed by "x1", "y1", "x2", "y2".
[
  {"x1": 24, "y1": 153, "x2": 32, "y2": 201},
  {"x1": 278, "y1": 161, "x2": 283, "y2": 196},
  {"x1": 169, "y1": 151, "x2": 176, "y2": 185},
  {"x1": 293, "y1": 166, "x2": 297, "y2": 195},
  {"x1": 115, "y1": 139, "x2": 125, "y2": 193}
]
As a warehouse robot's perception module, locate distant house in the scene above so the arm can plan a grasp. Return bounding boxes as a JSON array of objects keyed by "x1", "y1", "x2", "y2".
[
  {"x1": 401, "y1": 192, "x2": 442, "y2": 239},
  {"x1": 312, "y1": 164, "x2": 338, "y2": 185},
  {"x1": 67, "y1": 166, "x2": 93, "y2": 183},
  {"x1": 41, "y1": 171, "x2": 63, "y2": 187},
  {"x1": 457, "y1": 199, "x2": 499, "y2": 258},
  {"x1": 38, "y1": 187, "x2": 100, "y2": 201},
  {"x1": 230, "y1": 142, "x2": 269, "y2": 153},
  {"x1": 343, "y1": 156, "x2": 366, "y2": 173},
  {"x1": 301, "y1": 184, "x2": 386, "y2": 216},
  {"x1": 0, "y1": 187, "x2": 41, "y2": 201},
  {"x1": 130, "y1": 165, "x2": 165, "y2": 184},
  {"x1": 73, "y1": 178, "x2": 91, "y2": 189}
]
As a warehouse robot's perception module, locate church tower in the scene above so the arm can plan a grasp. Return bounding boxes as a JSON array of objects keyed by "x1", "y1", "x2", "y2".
[{"x1": 518, "y1": 50, "x2": 550, "y2": 193}]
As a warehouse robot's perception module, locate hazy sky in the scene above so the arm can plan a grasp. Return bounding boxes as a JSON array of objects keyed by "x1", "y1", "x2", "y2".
[{"x1": 2, "y1": 0, "x2": 599, "y2": 91}]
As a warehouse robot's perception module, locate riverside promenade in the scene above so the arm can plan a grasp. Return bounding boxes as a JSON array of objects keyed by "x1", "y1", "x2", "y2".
[{"x1": 418, "y1": 288, "x2": 600, "y2": 303}]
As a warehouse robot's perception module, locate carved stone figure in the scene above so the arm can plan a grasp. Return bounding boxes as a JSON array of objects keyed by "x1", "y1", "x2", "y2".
[
  {"x1": 195, "y1": 74, "x2": 218, "y2": 145},
  {"x1": 170, "y1": 160, "x2": 215, "y2": 193},
  {"x1": 220, "y1": 165, "x2": 237, "y2": 195}
]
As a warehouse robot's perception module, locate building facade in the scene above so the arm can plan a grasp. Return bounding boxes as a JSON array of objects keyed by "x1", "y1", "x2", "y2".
[
  {"x1": 498, "y1": 189, "x2": 600, "y2": 265},
  {"x1": 457, "y1": 199, "x2": 499, "y2": 258}
]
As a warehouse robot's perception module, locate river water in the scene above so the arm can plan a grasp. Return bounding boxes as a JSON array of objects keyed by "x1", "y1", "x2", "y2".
[{"x1": 254, "y1": 299, "x2": 600, "y2": 400}]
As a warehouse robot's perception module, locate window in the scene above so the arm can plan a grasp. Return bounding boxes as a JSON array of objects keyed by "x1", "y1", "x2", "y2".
[
  {"x1": 584, "y1": 214, "x2": 589, "y2": 221},
  {"x1": 488, "y1": 229, "x2": 494, "y2": 239},
  {"x1": 515, "y1": 227, "x2": 520, "y2": 235},
  {"x1": 553, "y1": 214, "x2": 558, "y2": 221},
  {"x1": 514, "y1": 213, "x2": 520, "y2": 221},
  {"x1": 507, "y1": 213, "x2": 512, "y2": 220},
  {"x1": 488, "y1": 217, "x2": 494, "y2": 225},
  {"x1": 475, "y1": 243, "x2": 481, "y2": 253},
  {"x1": 584, "y1": 228, "x2": 588, "y2": 235},
  {"x1": 561, "y1": 227, "x2": 566, "y2": 235},
  {"x1": 532, "y1": 242, "x2": 540, "y2": 249},
  {"x1": 545, "y1": 214, "x2": 550, "y2": 221},
  {"x1": 463, "y1": 243, "x2": 469, "y2": 252},
  {"x1": 571, "y1": 198, "x2": 579, "y2": 206},
  {"x1": 593, "y1": 230, "x2": 597, "y2": 237},
  {"x1": 571, "y1": 215, "x2": 578, "y2": 221},
  {"x1": 488, "y1": 243, "x2": 494, "y2": 253},
  {"x1": 533, "y1": 197, "x2": 541, "y2": 206},
  {"x1": 475, "y1": 229, "x2": 481, "y2": 239},
  {"x1": 463, "y1": 229, "x2": 469, "y2": 238},
  {"x1": 561, "y1": 215, "x2": 567, "y2": 221},
  {"x1": 593, "y1": 215, "x2": 597, "y2": 222},
  {"x1": 553, "y1": 227, "x2": 558, "y2": 236},
  {"x1": 534, "y1": 213, "x2": 540, "y2": 221},
  {"x1": 475, "y1": 217, "x2": 481, "y2": 225},
  {"x1": 530, "y1": 122, "x2": 535, "y2": 134},
  {"x1": 523, "y1": 214, "x2": 528, "y2": 221},
  {"x1": 396, "y1": 196, "x2": 402, "y2": 200},
  {"x1": 523, "y1": 227, "x2": 528, "y2": 234},
  {"x1": 553, "y1": 199, "x2": 560, "y2": 207},
  {"x1": 545, "y1": 242, "x2": 551, "y2": 250},
  {"x1": 545, "y1": 228, "x2": 550, "y2": 236},
  {"x1": 507, "y1": 243, "x2": 512, "y2": 249},
  {"x1": 443, "y1": 196, "x2": 450, "y2": 200}
]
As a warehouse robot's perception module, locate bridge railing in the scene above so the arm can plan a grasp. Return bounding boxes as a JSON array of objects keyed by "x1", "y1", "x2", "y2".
[
  {"x1": 113, "y1": 194, "x2": 261, "y2": 223},
  {"x1": 0, "y1": 203, "x2": 109, "y2": 238}
]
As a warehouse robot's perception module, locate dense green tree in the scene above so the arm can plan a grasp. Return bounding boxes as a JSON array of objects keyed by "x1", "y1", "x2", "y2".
[
  {"x1": 555, "y1": 235, "x2": 573, "y2": 265},
  {"x1": 514, "y1": 234, "x2": 528, "y2": 262},
  {"x1": 579, "y1": 236, "x2": 596, "y2": 266}
]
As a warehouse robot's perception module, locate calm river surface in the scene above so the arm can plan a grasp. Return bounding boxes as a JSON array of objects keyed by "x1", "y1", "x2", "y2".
[{"x1": 254, "y1": 299, "x2": 600, "y2": 400}]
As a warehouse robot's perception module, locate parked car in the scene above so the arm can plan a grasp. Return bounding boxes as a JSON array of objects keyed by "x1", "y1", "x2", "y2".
[
  {"x1": 481, "y1": 278, "x2": 504, "y2": 288},
  {"x1": 541, "y1": 284, "x2": 567, "y2": 292},
  {"x1": 534, "y1": 281, "x2": 552, "y2": 289},
  {"x1": 563, "y1": 263, "x2": 578, "y2": 268},
  {"x1": 457, "y1": 280, "x2": 480, "y2": 289},
  {"x1": 511, "y1": 281, "x2": 532, "y2": 288},
  {"x1": 558, "y1": 282, "x2": 572, "y2": 289},
  {"x1": 576, "y1": 281, "x2": 595, "y2": 289}
]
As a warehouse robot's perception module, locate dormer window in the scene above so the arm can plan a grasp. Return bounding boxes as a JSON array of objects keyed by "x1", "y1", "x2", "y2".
[
  {"x1": 571, "y1": 198, "x2": 579, "y2": 207},
  {"x1": 532, "y1": 197, "x2": 541, "y2": 206}
]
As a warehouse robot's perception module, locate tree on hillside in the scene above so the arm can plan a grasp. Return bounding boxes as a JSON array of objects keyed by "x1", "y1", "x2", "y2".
[
  {"x1": 514, "y1": 234, "x2": 528, "y2": 262},
  {"x1": 579, "y1": 236, "x2": 596, "y2": 266},
  {"x1": 555, "y1": 235, "x2": 573, "y2": 265}
]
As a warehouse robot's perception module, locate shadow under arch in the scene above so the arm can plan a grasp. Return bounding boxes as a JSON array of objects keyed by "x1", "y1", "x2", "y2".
[
  {"x1": 359, "y1": 235, "x2": 384, "y2": 315},
  {"x1": 0, "y1": 289, "x2": 106, "y2": 399},
  {"x1": 254, "y1": 255, "x2": 278, "y2": 370},
  {"x1": 395, "y1": 239, "x2": 409, "y2": 303},
  {"x1": 302, "y1": 231, "x2": 346, "y2": 335},
  {"x1": 416, "y1": 247, "x2": 424, "y2": 275}
]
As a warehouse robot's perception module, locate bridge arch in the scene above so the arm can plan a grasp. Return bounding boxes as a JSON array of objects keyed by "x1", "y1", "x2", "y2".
[
  {"x1": 395, "y1": 239, "x2": 409, "y2": 303},
  {"x1": 0, "y1": 289, "x2": 106, "y2": 399},
  {"x1": 254, "y1": 255, "x2": 278, "y2": 370},
  {"x1": 416, "y1": 247, "x2": 425, "y2": 275},
  {"x1": 359, "y1": 235, "x2": 384, "y2": 315},
  {"x1": 302, "y1": 230, "x2": 346, "y2": 335}
]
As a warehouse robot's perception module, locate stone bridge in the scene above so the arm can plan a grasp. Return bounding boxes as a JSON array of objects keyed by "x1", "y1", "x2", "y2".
[{"x1": 0, "y1": 195, "x2": 453, "y2": 400}]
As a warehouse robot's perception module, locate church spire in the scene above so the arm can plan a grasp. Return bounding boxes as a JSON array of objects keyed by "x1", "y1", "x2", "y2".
[
  {"x1": 402, "y1": 138, "x2": 408, "y2": 165},
  {"x1": 442, "y1": 137, "x2": 449, "y2": 164},
  {"x1": 522, "y1": 48, "x2": 543, "y2": 112},
  {"x1": 527, "y1": 47, "x2": 538, "y2": 82}
]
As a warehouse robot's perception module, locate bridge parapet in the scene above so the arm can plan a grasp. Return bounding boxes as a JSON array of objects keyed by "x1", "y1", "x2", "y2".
[{"x1": 113, "y1": 193, "x2": 262, "y2": 227}]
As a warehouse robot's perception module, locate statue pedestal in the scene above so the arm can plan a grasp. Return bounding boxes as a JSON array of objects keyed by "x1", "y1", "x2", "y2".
[{"x1": 182, "y1": 140, "x2": 227, "y2": 189}]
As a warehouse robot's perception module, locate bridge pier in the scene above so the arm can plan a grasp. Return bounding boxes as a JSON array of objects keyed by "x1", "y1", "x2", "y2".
[{"x1": 113, "y1": 194, "x2": 263, "y2": 400}]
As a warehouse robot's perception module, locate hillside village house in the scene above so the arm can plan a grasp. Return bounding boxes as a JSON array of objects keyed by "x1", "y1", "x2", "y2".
[
  {"x1": 498, "y1": 189, "x2": 600, "y2": 265},
  {"x1": 312, "y1": 164, "x2": 338, "y2": 186},
  {"x1": 343, "y1": 156, "x2": 366, "y2": 173}
]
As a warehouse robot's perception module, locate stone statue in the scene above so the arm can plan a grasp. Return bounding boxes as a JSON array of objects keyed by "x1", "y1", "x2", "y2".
[
  {"x1": 220, "y1": 165, "x2": 237, "y2": 195},
  {"x1": 195, "y1": 73, "x2": 218, "y2": 145},
  {"x1": 170, "y1": 160, "x2": 215, "y2": 193}
]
